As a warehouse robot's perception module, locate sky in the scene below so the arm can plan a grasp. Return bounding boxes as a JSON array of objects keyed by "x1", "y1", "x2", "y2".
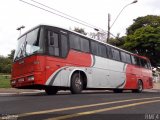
[{"x1": 0, "y1": 0, "x2": 160, "y2": 56}]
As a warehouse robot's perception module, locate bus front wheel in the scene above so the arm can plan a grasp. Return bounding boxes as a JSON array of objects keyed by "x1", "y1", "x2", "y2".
[{"x1": 70, "y1": 73, "x2": 84, "y2": 94}]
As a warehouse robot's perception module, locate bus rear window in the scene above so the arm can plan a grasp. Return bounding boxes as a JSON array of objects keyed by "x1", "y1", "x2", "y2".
[{"x1": 140, "y1": 59, "x2": 149, "y2": 69}]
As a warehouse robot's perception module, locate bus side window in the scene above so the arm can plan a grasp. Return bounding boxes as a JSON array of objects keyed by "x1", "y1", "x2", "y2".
[
  {"x1": 48, "y1": 31, "x2": 60, "y2": 56},
  {"x1": 121, "y1": 52, "x2": 131, "y2": 64},
  {"x1": 61, "y1": 34, "x2": 68, "y2": 57},
  {"x1": 91, "y1": 41, "x2": 98, "y2": 56},
  {"x1": 121, "y1": 52, "x2": 127, "y2": 63},
  {"x1": 126, "y1": 53, "x2": 131, "y2": 64},
  {"x1": 91, "y1": 41, "x2": 107, "y2": 57},
  {"x1": 106, "y1": 46, "x2": 112, "y2": 59},
  {"x1": 98, "y1": 44, "x2": 107, "y2": 58},
  {"x1": 140, "y1": 59, "x2": 149, "y2": 69},
  {"x1": 80, "y1": 37, "x2": 90, "y2": 53},
  {"x1": 111, "y1": 48, "x2": 120, "y2": 61},
  {"x1": 69, "y1": 34, "x2": 80, "y2": 50},
  {"x1": 131, "y1": 55, "x2": 140, "y2": 66}
]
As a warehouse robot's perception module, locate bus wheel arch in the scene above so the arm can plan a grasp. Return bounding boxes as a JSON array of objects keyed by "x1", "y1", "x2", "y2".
[
  {"x1": 70, "y1": 70, "x2": 87, "y2": 94},
  {"x1": 132, "y1": 79, "x2": 143, "y2": 93}
]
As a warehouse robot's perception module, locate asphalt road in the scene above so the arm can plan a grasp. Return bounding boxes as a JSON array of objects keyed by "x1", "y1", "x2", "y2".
[{"x1": 0, "y1": 91, "x2": 160, "y2": 120}]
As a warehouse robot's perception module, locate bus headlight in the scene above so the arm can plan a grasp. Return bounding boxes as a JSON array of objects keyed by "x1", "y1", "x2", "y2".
[
  {"x1": 11, "y1": 80, "x2": 16, "y2": 84},
  {"x1": 28, "y1": 76, "x2": 34, "y2": 81},
  {"x1": 18, "y1": 78, "x2": 25, "y2": 82}
]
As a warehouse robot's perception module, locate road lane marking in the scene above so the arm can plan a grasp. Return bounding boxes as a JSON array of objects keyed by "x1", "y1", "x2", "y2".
[
  {"x1": 46, "y1": 99, "x2": 160, "y2": 120},
  {"x1": 19, "y1": 96, "x2": 160, "y2": 117}
]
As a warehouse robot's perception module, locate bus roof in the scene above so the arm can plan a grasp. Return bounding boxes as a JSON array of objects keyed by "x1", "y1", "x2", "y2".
[{"x1": 18, "y1": 24, "x2": 148, "y2": 60}]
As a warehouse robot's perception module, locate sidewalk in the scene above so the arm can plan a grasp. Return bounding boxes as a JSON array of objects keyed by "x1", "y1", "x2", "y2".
[
  {"x1": 0, "y1": 88, "x2": 36, "y2": 93},
  {"x1": 0, "y1": 82, "x2": 159, "y2": 96},
  {"x1": 153, "y1": 82, "x2": 160, "y2": 90},
  {"x1": 0, "y1": 88, "x2": 44, "y2": 96}
]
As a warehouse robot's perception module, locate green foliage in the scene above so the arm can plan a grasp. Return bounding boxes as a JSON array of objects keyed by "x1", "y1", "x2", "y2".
[
  {"x1": 127, "y1": 15, "x2": 160, "y2": 35},
  {"x1": 124, "y1": 15, "x2": 160, "y2": 66},
  {"x1": 0, "y1": 75, "x2": 11, "y2": 88},
  {"x1": 0, "y1": 50, "x2": 15, "y2": 74},
  {"x1": 0, "y1": 56, "x2": 12, "y2": 73},
  {"x1": 108, "y1": 34, "x2": 125, "y2": 49},
  {"x1": 74, "y1": 27, "x2": 87, "y2": 35},
  {"x1": 8, "y1": 49, "x2": 15, "y2": 60}
]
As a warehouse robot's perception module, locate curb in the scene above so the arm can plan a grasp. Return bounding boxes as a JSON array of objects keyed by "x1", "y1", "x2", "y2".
[
  {"x1": 144, "y1": 89, "x2": 160, "y2": 93},
  {"x1": 0, "y1": 91, "x2": 45, "y2": 96},
  {"x1": 0, "y1": 89, "x2": 159, "y2": 96},
  {"x1": 0, "y1": 93, "x2": 17, "y2": 96},
  {"x1": 152, "y1": 89, "x2": 160, "y2": 92}
]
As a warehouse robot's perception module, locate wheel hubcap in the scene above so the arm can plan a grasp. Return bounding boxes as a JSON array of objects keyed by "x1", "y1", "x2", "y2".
[
  {"x1": 138, "y1": 82, "x2": 143, "y2": 91},
  {"x1": 75, "y1": 77, "x2": 82, "y2": 89}
]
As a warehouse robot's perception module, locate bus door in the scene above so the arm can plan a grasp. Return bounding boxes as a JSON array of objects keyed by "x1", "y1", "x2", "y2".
[{"x1": 45, "y1": 28, "x2": 69, "y2": 86}]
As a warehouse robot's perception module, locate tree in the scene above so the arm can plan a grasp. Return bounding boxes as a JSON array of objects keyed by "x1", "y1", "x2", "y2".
[
  {"x1": 74, "y1": 27, "x2": 87, "y2": 35},
  {"x1": 0, "y1": 50, "x2": 15, "y2": 73},
  {"x1": 124, "y1": 15, "x2": 160, "y2": 66},
  {"x1": 108, "y1": 33, "x2": 125, "y2": 49},
  {"x1": 0, "y1": 56, "x2": 12, "y2": 73},
  {"x1": 127, "y1": 15, "x2": 160, "y2": 35},
  {"x1": 8, "y1": 49, "x2": 15, "y2": 60}
]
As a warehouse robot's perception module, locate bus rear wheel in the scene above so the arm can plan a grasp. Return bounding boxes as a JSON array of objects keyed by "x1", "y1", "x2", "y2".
[
  {"x1": 45, "y1": 86, "x2": 58, "y2": 95},
  {"x1": 132, "y1": 80, "x2": 143, "y2": 93},
  {"x1": 71, "y1": 73, "x2": 84, "y2": 94}
]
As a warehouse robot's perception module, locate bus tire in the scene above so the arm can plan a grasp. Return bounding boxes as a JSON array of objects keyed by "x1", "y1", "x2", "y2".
[
  {"x1": 132, "y1": 80, "x2": 143, "y2": 93},
  {"x1": 45, "y1": 86, "x2": 58, "y2": 95},
  {"x1": 70, "y1": 72, "x2": 84, "y2": 94}
]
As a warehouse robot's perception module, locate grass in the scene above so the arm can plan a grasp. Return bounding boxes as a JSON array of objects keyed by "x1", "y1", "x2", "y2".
[{"x1": 0, "y1": 74, "x2": 11, "y2": 88}]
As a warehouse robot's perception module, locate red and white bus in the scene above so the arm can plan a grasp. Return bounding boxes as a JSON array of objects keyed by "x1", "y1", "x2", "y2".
[{"x1": 11, "y1": 25, "x2": 153, "y2": 94}]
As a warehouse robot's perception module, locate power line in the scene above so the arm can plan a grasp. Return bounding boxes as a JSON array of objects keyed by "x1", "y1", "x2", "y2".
[
  {"x1": 30, "y1": 0, "x2": 98, "y2": 30},
  {"x1": 19, "y1": 0, "x2": 116, "y2": 38},
  {"x1": 19, "y1": 0, "x2": 94, "y2": 28}
]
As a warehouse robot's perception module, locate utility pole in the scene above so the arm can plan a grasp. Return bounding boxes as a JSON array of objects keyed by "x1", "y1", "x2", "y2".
[
  {"x1": 106, "y1": 0, "x2": 138, "y2": 43},
  {"x1": 107, "y1": 13, "x2": 111, "y2": 43}
]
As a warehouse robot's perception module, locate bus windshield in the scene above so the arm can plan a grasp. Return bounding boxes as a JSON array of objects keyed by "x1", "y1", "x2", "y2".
[{"x1": 14, "y1": 28, "x2": 41, "y2": 61}]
